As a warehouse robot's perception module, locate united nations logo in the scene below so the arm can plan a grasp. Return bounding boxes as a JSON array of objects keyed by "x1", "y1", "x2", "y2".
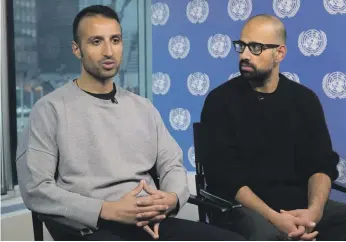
[
  {"x1": 273, "y1": 0, "x2": 300, "y2": 18},
  {"x1": 323, "y1": 0, "x2": 346, "y2": 15},
  {"x1": 152, "y1": 72, "x2": 171, "y2": 95},
  {"x1": 282, "y1": 72, "x2": 300, "y2": 83},
  {"x1": 188, "y1": 146, "x2": 196, "y2": 168},
  {"x1": 151, "y1": 2, "x2": 170, "y2": 26},
  {"x1": 169, "y1": 108, "x2": 191, "y2": 131},
  {"x1": 208, "y1": 34, "x2": 232, "y2": 58},
  {"x1": 322, "y1": 72, "x2": 346, "y2": 99},
  {"x1": 228, "y1": 72, "x2": 241, "y2": 80},
  {"x1": 168, "y1": 35, "x2": 190, "y2": 59},
  {"x1": 298, "y1": 29, "x2": 327, "y2": 56},
  {"x1": 336, "y1": 157, "x2": 346, "y2": 184},
  {"x1": 186, "y1": 0, "x2": 209, "y2": 24},
  {"x1": 187, "y1": 72, "x2": 210, "y2": 96},
  {"x1": 228, "y1": 0, "x2": 252, "y2": 21}
]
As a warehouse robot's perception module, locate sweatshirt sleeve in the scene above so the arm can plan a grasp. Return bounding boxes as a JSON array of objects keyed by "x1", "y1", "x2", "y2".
[
  {"x1": 16, "y1": 99, "x2": 104, "y2": 229},
  {"x1": 201, "y1": 90, "x2": 248, "y2": 200},
  {"x1": 301, "y1": 91, "x2": 339, "y2": 181},
  {"x1": 150, "y1": 105, "x2": 190, "y2": 211}
]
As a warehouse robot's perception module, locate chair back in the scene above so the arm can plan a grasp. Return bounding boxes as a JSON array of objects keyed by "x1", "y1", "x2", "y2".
[
  {"x1": 32, "y1": 212, "x2": 43, "y2": 241},
  {"x1": 193, "y1": 122, "x2": 212, "y2": 223},
  {"x1": 192, "y1": 122, "x2": 208, "y2": 194}
]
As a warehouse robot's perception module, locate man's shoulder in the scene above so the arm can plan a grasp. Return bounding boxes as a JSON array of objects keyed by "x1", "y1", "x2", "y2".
[
  {"x1": 31, "y1": 81, "x2": 73, "y2": 115},
  {"x1": 285, "y1": 77, "x2": 319, "y2": 102},
  {"x1": 281, "y1": 75, "x2": 323, "y2": 113},
  {"x1": 118, "y1": 86, "x2": 156, "y2": 111}
]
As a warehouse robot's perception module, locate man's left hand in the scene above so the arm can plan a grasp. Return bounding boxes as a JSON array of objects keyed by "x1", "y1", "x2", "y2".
[
  {"x1": 280, "y1": 208, "x2": 323, "y2": 240},
  {"x1": 136, "y1": 181, "x2": 178, "y2": 225},
  {"x1": 135, "y1": 181, "x2": 178, "y2": 239}
]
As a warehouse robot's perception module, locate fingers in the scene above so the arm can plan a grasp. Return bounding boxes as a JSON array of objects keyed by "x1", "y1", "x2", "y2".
[
  {"x1": 288, "y1": 225, "x2": 306, "y2": 239},
  {"x1": 136, "y1": 214, "x2": 166, "y2": 227},
  {"x1": 154, "y1": 223, "x2": 160, "y2": 238},
  {"x1": 143, "y1": 225, "x2": 158, "y2": 239},
  {"x1": 137, "y1": 211, "x2": 161, "y2": 220},
  {"x1": 300, "y1": 231, "x2": 319, "y2": 241},
  {"x1": 137, "y1": 204, "x2": 169, "y2": 213},
  {"x1": 143, "y1": 181, "x2": 159, "y2": 195},
  {"x1": 280, "y1": 209, "x2": 299, "y2": 217},
  {"x1": 305, "y1": 227, "x2": 314, "y2": 234},
  {"x1": 136, "y1": 196, "x2": 164, "y2": 206},
  {"x1": 294, "y1": 217, "x2": 316, "y2": 229},
  {"x1": 151, "y1": 214, "x2": 166, "y2": 222},
  {"x1": 137, "y1": 221, "x2": 150, "y2": 227},
  {"x1": 130, "y1": 180, "x2": 145, "y2": 196}
]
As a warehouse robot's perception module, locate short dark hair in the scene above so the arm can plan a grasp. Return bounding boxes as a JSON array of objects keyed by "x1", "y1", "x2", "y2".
[{"x1": 73, "y1": 5, "x2": 120, "y2": 45}]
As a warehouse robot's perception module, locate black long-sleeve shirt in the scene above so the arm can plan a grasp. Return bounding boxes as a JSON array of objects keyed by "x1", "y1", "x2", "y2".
[{"x1": 201, "y1": 73, "x2": 339, "y2": 211}]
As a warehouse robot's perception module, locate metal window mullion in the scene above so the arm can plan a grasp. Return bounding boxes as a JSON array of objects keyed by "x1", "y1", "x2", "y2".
[
  {"x1": 138, "y1": 0, "x2": 152, "y2": 100},
  {"x1": 1, "y1": 0, "x2": 13, "y2": 194}
]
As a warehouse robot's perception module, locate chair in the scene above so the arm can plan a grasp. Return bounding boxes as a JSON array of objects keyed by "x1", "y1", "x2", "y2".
[
  {"x1": 332, "y1": 182, "x2": 346, "y2": 193},
  {"x1": 190, "y1": 122, "x2": 242, "y2": 228},
  {"x1": 31, "y1": 159, "x2": 238, "y2": 240}
]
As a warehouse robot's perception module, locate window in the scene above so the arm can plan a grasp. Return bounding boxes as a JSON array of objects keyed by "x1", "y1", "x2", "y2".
[{"x1": 1, "y1": 0, "x2": 152, "y2": 195}]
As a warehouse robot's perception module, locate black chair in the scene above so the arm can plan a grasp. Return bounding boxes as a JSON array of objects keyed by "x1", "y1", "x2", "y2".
[
  {"x1": 190, "y1": 122, "x2": 242, "y2": 228},
  {"x1": 31, "y1": 159, "x2": 239, "y2": 240},
  {"x1": 332, "y1": 181, "x2": 346, "y2": 193}
]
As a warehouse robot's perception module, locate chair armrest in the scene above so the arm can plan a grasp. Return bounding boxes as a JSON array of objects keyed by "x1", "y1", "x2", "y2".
[
  {"x1": 332, "y1": 182, "x2": 346, "y2": 193},
  {"x1": 38, "y1": 214, "x2": 94, "y2": 237},
  {"x1": 199, "y1": 189, "x2": 242, "y2": 209},
  {"x1": 188, "y1": 190, "x2": 242, "y2": 213},
  {"x1": 188, "y1": 195, "x2": 231, "y2": 213}
]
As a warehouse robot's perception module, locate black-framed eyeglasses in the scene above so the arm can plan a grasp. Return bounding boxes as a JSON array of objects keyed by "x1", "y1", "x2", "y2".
[{"x1": 233, "y1": 40, "x2": 280, "y2": 56}]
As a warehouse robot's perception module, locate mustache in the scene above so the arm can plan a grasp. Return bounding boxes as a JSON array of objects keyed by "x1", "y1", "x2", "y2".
[
  {"x1": 100, "y1": 57, "x2": 117, "y2": 64},
  {"x1": 239, "y1": 60, "x2": 255, "y2": 69}
]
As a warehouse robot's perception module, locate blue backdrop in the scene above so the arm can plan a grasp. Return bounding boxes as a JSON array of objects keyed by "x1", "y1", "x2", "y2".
[{"x1": 151, "y1": 0, "x2": 346, "y2": 199}]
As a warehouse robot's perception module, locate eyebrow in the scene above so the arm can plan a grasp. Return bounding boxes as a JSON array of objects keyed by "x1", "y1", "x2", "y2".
[
  {"x1": 87, "y1": 34, "x2": 122, "y2": 42},
  {"x1": 239, "y1": 40, "x2": 264, "y2": 45}
]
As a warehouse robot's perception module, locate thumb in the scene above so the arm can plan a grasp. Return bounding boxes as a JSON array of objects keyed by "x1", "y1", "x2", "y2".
[
  {"x1": 143, "y1": 225, "x2": 158, "y2": 239},
  {"x1": 130, "y1": 180, "x2": 145, "y2": 196},
  {"x1": 154, "y1": 223, "x2": 160, "y2": 238}
]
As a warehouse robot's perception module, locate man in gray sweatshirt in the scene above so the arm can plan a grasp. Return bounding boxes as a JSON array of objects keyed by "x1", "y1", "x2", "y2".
[{"x1": 16, "y1": 5, "x2": 244, "y2": 241}]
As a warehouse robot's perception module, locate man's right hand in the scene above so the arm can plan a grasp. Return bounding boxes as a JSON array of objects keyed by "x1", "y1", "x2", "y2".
[
  {"x1": 269, "y1": 211, "x2": 318, "y2": 240},
  {"x1": 99, "y1": 180, "x2": 168, "y2": 224}
]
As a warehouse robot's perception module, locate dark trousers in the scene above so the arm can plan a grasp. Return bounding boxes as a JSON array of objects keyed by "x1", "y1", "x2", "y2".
[
  {"x1": 226, "y1": 199, "x2": 346, "y2": 241},
  {"x1": 46, "y1": 217, "x2": 245, "y2": 241}
]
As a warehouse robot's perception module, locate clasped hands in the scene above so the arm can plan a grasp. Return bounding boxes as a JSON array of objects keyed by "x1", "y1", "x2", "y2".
[
  {"x1": 100, "y1": 180, "x2": 178, "y2": 239},
  {"x1": 271, "y1": 208, "x2": 323, "y2": 241}
]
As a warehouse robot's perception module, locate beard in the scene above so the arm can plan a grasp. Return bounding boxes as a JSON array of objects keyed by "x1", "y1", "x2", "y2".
[
  {"x1": 239, "y1": 60, "x2": 273, "y2": 88},
  {"x1": 80, "y1": 51, "x2": 120, "y2": 84}
]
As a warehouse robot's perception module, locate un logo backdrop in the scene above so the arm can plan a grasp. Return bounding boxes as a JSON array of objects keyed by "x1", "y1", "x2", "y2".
[{"x1": 151, "y1": 1, "x2": 346, "y2": 184}]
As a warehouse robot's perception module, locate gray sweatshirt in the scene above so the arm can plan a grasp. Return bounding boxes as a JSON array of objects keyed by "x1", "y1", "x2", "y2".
[{"x1": 16, "y1": 81, "x2": 190, "y2": 229}]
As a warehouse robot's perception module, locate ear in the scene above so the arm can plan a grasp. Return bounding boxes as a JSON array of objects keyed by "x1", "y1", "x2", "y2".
[
  {"x1": 72, "y1": 41, "x2": 82, "y2": 59},
  {"x1": 275, "y1": 45, "x2": 287, "y2": 63}
]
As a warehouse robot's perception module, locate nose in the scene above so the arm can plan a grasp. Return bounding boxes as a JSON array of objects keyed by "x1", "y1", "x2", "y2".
[{"x1": 102, "y1": 41, "x2": 113, "y2": 57}]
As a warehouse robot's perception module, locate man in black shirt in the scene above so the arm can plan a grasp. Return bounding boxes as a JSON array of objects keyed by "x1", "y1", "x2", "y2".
[{"x1": 201, "y1": 14, "x2": 346, "y2": 241}]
